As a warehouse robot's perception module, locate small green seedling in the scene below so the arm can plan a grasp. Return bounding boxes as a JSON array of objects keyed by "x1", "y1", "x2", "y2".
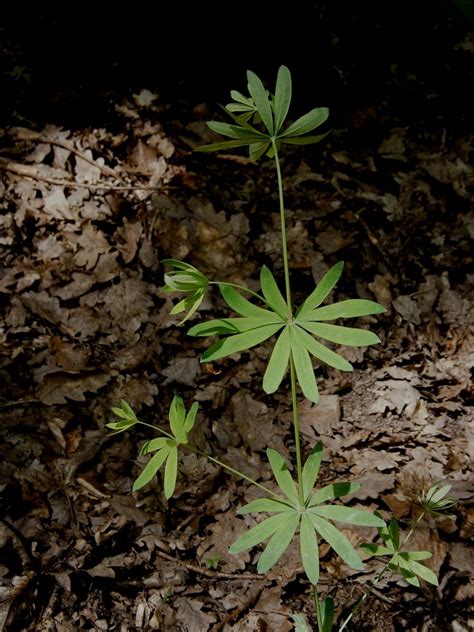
[{"x1": 108, "y1": 67, "x2": 456, "y2": 631}]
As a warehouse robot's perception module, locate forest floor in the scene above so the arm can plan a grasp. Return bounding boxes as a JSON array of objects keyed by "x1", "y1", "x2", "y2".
[{"x1": 0, "y1": 60, "x2": 473, "y2": 631}]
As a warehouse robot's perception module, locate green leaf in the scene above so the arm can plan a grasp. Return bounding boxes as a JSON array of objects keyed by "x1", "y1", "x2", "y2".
[
  {"x1": 295, "y1": 325, "x2": 353, "y2": 371},
  {"x1": 169, "y1": 395, "x2": 185, "y2": 437},
  {"x1": 320, "y1": 597, "x2": 335, "y2": 632},
  {"x1": 141, "y1": 437, "x2": 169, "y2": 454},
  {"x1": 299, "y1": 321, "x2": 381, "y2": 347},
  {"x1": 406, "y1": 559, "x2": 438, "y2": 585},
  {"x1": 247, "y1": 70, "x2": 274, "y2": 135},
  {"x1": 300, "y1": 514, "x2": 320, "y2": 584},
  {"x1": 263, "y1": 326, "x2": 291, "y2": 394},
  {"x1": 280, "y1": 107, "x2": 329, "y2": 138},
  {"x1": 189, "y1": 317, "x2": 280, "y2": 337},
  {"x1": 274, "y1": 65, "x2": 292, "y2": 134},
  {"x1": 163, "y1": 446, "x2": 178, "y2": 499},
  {"x1": 220, "y1": 284, "x2": 281, "y2": 320},
  {"x1": 249, "y1": 141, "x2": 270, "y2": 160},
  {"x1": 309, "y1": 514, "x2": 364, "y2": 570},
  {"x1": 297, "y1": 262, "x2": 344, "y2": 316},
  {"x1": 230, "y1": 90, "x2": 254, "y2": 107},
  {"x1": 207, "y1": 121, "x2": 265, "y2": 140},
  {"x1": 195, "y1": 139, "x2": 258, "y2": 153},
  {"x1": 280, "y1": 132, "x2": 330, "y2": 145},
  {"x1": 184, "y1": 402, "x2": 198, "y2": 434},
  {"x1": 260, "y1": 266, "x2": 288, "y2": 318},
  {"x1": 387, "y1": 518, "x2": 400, "y2": 550},
  {"x1": 226, "y1": 102, "x2": 253, "y2": 112},
  {"x1": 229, "y1": 514, "x2": 287, "y2": 554},
  {"x1": 302, "y1": 442, "x2": 323, "y2": 501},
  {"x1": 257, "y1": 512, "x2": 299, "y2": 573},
  {"x1": 360, "y1": 544, "x2": 394, "y2": 557},
  {"x1": 309, "y1": 482, "x2": 361, "y2": 505},
  {"x1": 132, "y1": 447, "x2": 170, "y2": 491},
  {"x1": 427, "y1": 483, "x2": 452, "y2": 504},
  {"x1": 238, "y1": 498, "x2": 295, "y2": 514},
  {"x1": 404, "y1": 550, "x2": 433, "y2": 561},
  {"x1": 290, "y1": 327, "x2": 319, "y2": 403},
  {"x1": 201, "y1": 323, "x2": 283, "y2": 362},
  {"x1": 266, "y1": 448, "x2": 299, "y2": 505},
  {"x1": 310, "y1": 505, "x2": 384, "y2": 527},
  {"x1": 304, "y1": 299, "x2": 386, "y2": 321}
]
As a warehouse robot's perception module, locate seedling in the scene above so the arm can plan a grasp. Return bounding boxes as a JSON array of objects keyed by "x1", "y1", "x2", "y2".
[{"x1": 108, "y1": 67, "x2": 456, "y2": 630}]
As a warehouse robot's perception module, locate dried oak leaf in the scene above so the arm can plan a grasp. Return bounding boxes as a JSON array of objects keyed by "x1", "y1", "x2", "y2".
[{"x1": 37, "y1": 372, "x2": 113, "y2": 405}]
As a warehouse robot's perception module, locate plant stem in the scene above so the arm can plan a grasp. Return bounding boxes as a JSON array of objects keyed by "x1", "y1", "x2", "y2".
[
  {"x1": 136, "y1": 420, "x2": 174, "y2": 439},
  {"x1": 189, "y1": 446, "x2": 284, "y2": 501},
  {"x1": 338, "y1": 510, "x2": 427, "y2": 632},
  {"x1": 313, "y1": 585, "x2": 323, "y2": 631},
  {"x1": 209, "y1": 281, "x2": 265, "y2": 303},
  {"x1": 272, "y1": 140, "x2": 293, "y2": 318}
]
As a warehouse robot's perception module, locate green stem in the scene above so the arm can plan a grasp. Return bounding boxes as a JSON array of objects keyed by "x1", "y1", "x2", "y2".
[
  {"x1": 338, "y1": 510, "x2": 427, "y2": 631},
  {"x1": 272, "y1": 140, "x2": 293, "y2": 318},
  {"x1": 210, "y1": 281, "x2": 265, "y2": 303},
  {"x1": 290, "y1": 356, "x2": 304, "y2": 505},
  {"x1": 313, "y1": 585, "x2": 323, "y2": 631}
]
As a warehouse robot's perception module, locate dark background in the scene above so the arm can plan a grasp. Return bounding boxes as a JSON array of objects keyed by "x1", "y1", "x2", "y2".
[{"x1": 1, "y1": 1, "x2": 473, "y2": 130}]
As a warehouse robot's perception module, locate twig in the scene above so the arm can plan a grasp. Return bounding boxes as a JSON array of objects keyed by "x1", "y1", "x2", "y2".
[
  {"x1": 0, "y1": 158, "x2": 170, "y2": 192},
  {"x1": 155, "y1": 549, "x2": 265, "y2": 581},
  {"x1": 14, "y1": 127, "x2": 122, "y2": 180}
]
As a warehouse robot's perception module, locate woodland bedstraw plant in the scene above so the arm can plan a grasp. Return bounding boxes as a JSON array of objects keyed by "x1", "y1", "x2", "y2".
[{"x1": 108, "y1": 67, "x2": 457, "y2": 630}]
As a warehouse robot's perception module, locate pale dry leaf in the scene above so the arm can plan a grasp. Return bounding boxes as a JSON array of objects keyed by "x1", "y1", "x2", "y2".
[{"x1": 369, "y1": 380, "x2": 421, "y2": 418}]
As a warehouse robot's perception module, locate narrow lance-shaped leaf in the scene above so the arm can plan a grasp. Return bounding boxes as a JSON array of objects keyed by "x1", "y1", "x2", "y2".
[
  {"x1": 249, "y1": 141, "x2": 270, "y2": 161},
  {"x1": 320, "y1": 597, "x2": 335, "y2": 632},
  {"x1": 183, "y1": 402, "x2": 198, "y2": 434},
  {"x1": 219, "y1": 284, "x2": 280, "y2": 320},
  {"x1": 309, "y1": 482, "x2": 361, "y2": 505},
  {"x1": 279, "y1": 107, "x2": 329, "y2": 138},
  {"x1": 169, "y1": 395, "x2": 185, "y2": 437},
  {"x1": 163, "y1": 446, "x2": 178, "y2": 499},
  {"x1": 132, "y1": 447, "x2": 170, "y2": 491},
  {"x1": 280, "y1": 132, "x2": 330, "y2": 146},
  {"x1": 266, "y1": 449, "x2": 299, "y2": 505},
  {"x1": 300, "y1": 321, "x2": 381, "y2": 346},
  {"x1": 260, "y1": 265, "x2": 288, "y2": 318},
  {"x1": 296, "y1": 325, "x2": 353, "y2": 372},
  {"x1": 302, "y1": 442, "x2": 323, "y2": 501},
  {"x1": 247, "y1": 70, "x2": 274, "y2": 135},
  {"x1": 309, "y1": 513, "x2": 364, "y2": 570},
  {"x1": 297, "y1": 262, "x2": 344, "y2": 316},
  {"x1": 207, "y1": 121, "x2": 265, "y2": 140},
  {"x1": 300, "y1": 513, "x2": 320, "y2": 584},
  {"x1": 303, "y1": 299, "x2": 386, "y2": 322},
  {"x1": 229, "y1": 514, "x2": 287, "y2": 554},
  {"x1": 257, "y1": 513, "x2": 299, "y2": 573},
  {"x1": 310, "y1": 505, "x2": 384, "y2": 527},
  {"x1": 273, "y1": 65, "x2": 292, "y2": 134},
  {"x1": 238, "y1": 498, "x2": 295, "y2": 514},
  {"x1": 200, "y1": 322, "x2": 283, "y2": 362},
  {"x1": 263, "y1": 326, "x2": 291, "y2": 394},
  {"x1": 290, "y1": 327, "x2": 319, "y2": 404},
  {"x1": 195, "y1": 139, "x2": 259, "y2": 153}
]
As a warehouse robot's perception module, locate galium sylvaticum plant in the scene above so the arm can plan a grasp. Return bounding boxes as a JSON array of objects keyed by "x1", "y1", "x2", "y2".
[{"x1": 108, "y1": 67, "x2": 457, "y2": 630}]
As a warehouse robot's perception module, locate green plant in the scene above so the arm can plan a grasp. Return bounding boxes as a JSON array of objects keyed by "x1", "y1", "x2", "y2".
[{"x1": 107, "y1": 67, "x2": 456, "y2": 630}]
